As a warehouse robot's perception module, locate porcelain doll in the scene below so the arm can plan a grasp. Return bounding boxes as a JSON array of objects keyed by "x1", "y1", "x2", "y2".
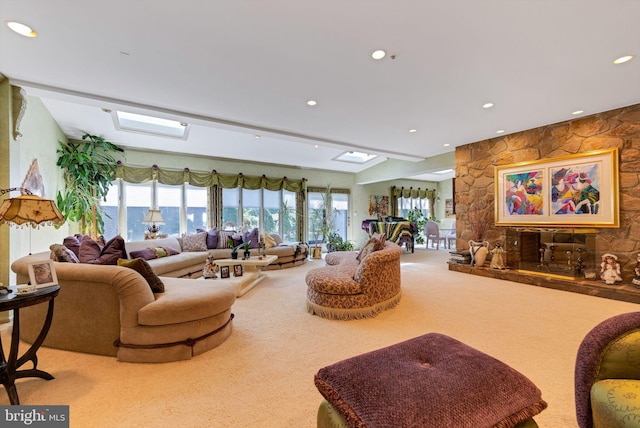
[
  {"x1": 490, "y1": 242, "x2": 506, "y2": 269},
  {"x1": 600, "y1": 253, "x2": 622, "y2": 285},
  {"x1": 203, "y1": 255, "x2": 219, "y2": 279},
  {"x1": 633, "y1": 254, "x2": 640, "y2": 287}
]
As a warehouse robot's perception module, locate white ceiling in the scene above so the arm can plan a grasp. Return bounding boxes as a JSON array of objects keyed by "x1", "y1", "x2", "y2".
[{"x1": 1, "y1": 1, "x2": 639, "y2": 183}]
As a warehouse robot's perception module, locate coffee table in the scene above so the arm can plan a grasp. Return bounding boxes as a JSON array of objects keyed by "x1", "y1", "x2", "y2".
[{"x1": 215, "y1": 255, "x2": 277, "y2": 297}]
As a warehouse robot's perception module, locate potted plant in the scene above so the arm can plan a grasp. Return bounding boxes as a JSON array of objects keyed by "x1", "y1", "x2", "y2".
[
  {"x1": 56, "y1": 133, "x2": 124, "y2": 237},
  {"x1": 228, "y1": 238, "x2": 241, "y2": 259},
  {"x1": 242, "y1": 241, "x2": 251, "y2": 260}
]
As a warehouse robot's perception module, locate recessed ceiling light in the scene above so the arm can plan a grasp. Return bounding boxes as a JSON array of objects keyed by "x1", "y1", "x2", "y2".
[
  {"x1": 613, "y1": 55, "x2": 633, "y2": 64},
  {"x1": 314, "y1": 145, "x2": 318, "y2": 149},
  {"x1": 496, "y1": 129, "x2": 505, "y2": 134},
  {"x1": 6, "y1": 21, "x2": 37, "y2": 37},
  {"x1": 482, "y1": 103, "x2": 494, "y2": 109},
  {"x1": 433, "y1": 169, "x2": 454, "y2": 175},
  {"x1": 572, "y1": 110, "x2": 584, "y2": 115},
  {"x1": 371, "y1": 50, "x2": 386, "y2": 60},
  {"x1": 408, "y1": 129, "x2": 417, "y2": 133},
  {"x1": 254, "y1": 135, "x2": 261, "y2": 139},
  {"x1": 443, "y1": 143, "x2": 450, "y2": 147},
  {"x1": 306, "y1": 100, "x2": 317, "y2": 106}
]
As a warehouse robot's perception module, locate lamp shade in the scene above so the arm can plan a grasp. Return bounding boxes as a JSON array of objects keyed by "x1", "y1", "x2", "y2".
[
  {"x1": 0, "y1": 194, "x2": 65, "y2": 228},
  {"x1": 142, "y1": 209, "x2": 165, "y2": 225}
]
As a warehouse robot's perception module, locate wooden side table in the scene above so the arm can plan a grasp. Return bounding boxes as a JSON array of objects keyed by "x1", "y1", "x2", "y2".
[{"x1": 0, "y1": 285, "x2": 60, "y2": 404}]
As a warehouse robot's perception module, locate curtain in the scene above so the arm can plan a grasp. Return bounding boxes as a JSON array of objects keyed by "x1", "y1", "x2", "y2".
[
  {"x1": 391, "y1": 186, "x2": 437, "y2": 216},
  {"x1": 115, "y1": 163, "x2": 306, "y2": 192}
]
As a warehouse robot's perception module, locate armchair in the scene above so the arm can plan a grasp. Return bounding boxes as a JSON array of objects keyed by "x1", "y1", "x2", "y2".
[{"x1": 574, "y1": 311, "x2": 640, "y2": 428}]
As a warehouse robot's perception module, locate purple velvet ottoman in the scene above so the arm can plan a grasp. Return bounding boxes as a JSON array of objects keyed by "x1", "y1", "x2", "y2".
[{"x1": 315, "y1": 333, "x2": 547, "y2": 428}]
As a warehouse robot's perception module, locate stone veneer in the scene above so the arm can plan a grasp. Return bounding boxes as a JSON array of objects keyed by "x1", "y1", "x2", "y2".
[{"x1": 453, "y1": 103, "x2": 640, "y2": 299}]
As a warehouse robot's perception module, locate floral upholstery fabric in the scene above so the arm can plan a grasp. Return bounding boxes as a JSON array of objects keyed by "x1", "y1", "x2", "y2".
[
  {"x1": 591, "y1": 379, "x2": 640, "y2": 427},
  {"x1": 305, "y1": 242, "x2": 402, "y2": 320},
  {"x1": 575, "y1": 312, "x2": 640, "y2": 428}
]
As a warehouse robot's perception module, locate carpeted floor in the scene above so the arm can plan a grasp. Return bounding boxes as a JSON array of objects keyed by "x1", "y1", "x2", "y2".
[{"x1": 1, "y1": 248, "x2": 638, "y2": 427}]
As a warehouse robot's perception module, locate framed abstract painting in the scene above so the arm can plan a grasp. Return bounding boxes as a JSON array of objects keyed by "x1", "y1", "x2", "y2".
[{"x1": 495, "y1": 148, "x2": 619, "y2": 227}]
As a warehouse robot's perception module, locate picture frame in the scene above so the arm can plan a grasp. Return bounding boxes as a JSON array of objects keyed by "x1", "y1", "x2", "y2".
[
  {"x1": 495, "y1": 148, "x2": 619, "y2": 227},
  {"x1": 27, "y1": 260, "x2": 58, "y2": 288},
  {"x1": 233, "y1": 264, "x2": 243, "y2": 277},
  {"x1": 220, "y1": 266, "x2": 230, "y2": 279}
]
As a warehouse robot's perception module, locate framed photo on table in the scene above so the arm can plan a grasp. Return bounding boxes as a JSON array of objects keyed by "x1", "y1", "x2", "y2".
[
  {"x1": 220, "y1": 266, "x2": 230, "y2": 279},
  {"x1": 494, "y1": 148, "x2": 619, "y2": 228},
  {"x1": 28, "y1": 260, "x2": 58, "y2": 288},
  {"x1": 234, "y1": 265, "x2": 243, "y2": 277}
]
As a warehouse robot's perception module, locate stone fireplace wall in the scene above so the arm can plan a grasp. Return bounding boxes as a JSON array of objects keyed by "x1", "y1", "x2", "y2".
[{"x1": 454, "y1": 103, "x2": 640, "y2": 283}]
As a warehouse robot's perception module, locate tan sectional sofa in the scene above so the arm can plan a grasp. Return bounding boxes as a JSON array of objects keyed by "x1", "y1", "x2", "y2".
[{"x1": 11, "y1": 252, "x2": 236, "y2": 363}]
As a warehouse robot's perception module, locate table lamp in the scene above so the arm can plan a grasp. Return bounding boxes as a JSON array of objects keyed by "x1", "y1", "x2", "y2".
[
  {"x1": 142, "y1": 208, "x2": 165, "y2": 237},
  {"x1": 0, "y1": 187, "x2": 65, "y2": 254}
]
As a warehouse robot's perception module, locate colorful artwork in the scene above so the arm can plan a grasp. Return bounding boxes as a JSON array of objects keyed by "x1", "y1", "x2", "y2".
[
  {"x1": 504, "y1": 170, "x2": 543, "y2": 215},
  {"x1": 368, "y1": 195, "x2": 389, "y2": 216},
  {"x1": 550, "y1": 163, "x2": 600, "y2": 215},
  {"x1": 495, "y1": 148, "x2": 619, "y2": 227}
]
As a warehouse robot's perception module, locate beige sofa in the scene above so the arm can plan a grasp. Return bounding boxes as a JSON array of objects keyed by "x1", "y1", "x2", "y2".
[
  {"x1": 305, "y1": 242, "x2": 402, "y2": 320},
  {"x1": 126, "y1": 235, "x2": 308, "y2": 277},
  {"x1": 11, "y1": 253, "x2": 236, "y2": 363}
]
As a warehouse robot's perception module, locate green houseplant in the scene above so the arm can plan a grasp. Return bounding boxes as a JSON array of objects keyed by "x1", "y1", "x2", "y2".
[{"x1": 56, "y1": 133, "x2": 124, "y2": 236}]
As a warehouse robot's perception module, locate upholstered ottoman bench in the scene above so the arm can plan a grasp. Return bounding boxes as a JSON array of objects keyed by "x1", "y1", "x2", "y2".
[{"x1": 314, "y1": 333, "x2": 547, "y2": 428}]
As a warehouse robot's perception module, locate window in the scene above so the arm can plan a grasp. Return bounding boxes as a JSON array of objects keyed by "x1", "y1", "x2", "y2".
[
  {"x1": 263, "y1": 189, "x2": 280, "y2": 235},
  {"x1": 102, "y1": 183, "x2": 120, "y2": 240},
  {"x1": 397, "y1": 196, "x2": 431, "y2": 219},
  {"x1": 157, "y1": 184, "x2": 181, "y2": 236},
  {"x1": 242, "y1": 188, "x2": 261, "y2": 231},
  {"x1": 186, "y1": 185, "x2": 208, "y2": 233},
  {"x1": 125, "y1": 183, "x2": 152, "y2": 241},
  {"x1": 281, "y1": 190, "x2": 297, "y2": 241},
  {"x1": 222, "y1": 188, "x2": 239, "y2": 229}
]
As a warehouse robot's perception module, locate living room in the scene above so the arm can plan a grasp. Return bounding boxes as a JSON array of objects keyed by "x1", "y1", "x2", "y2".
[{"x1": 2, "y1": 2, "x2": 640, "y2": 427}]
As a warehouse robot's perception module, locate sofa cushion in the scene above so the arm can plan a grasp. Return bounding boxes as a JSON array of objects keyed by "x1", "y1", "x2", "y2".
[
  {"x1": 78, "y1": 235, "x2": 102, "y2": 263},
  {"x1": 197, "y1": 227, "x2": 218, "y2": 249},
  {"x1": 63, "y1": 235, "x2": 82, "y2": 257},
  {"x1": 182, "y1": 232, "x2": 208, "y2": 252},
  {"x1": 270, "y1": 233, "x2": 283, "y2": 245},
  {"x1": 50, "y1": 244, "x2": 80, "y2": 263},
  {"x1": 305, "y1": 266, "x2": 362, "y2": 295},
  {"x1": 137, "y1": 279, "x2": 236, "y2": 326},
  {"x1": 315, "y1": 333, "x2": 547, "y2": 428},
  {"x1": 118, "y1": 258, "x2": 165, "y2": 293}
]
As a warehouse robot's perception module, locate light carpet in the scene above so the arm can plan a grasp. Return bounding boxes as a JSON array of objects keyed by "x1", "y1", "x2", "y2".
[{"x1": 2, "y1": 248, "x2": 639, "y2": 427}]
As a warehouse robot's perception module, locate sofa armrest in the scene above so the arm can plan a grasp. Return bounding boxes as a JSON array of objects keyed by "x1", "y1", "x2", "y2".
[{"x1": 575, "y1": 312, "x2": 640, "y2": 428}]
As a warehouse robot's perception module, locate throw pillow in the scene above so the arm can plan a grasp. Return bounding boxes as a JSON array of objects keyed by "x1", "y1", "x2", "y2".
[
  {"x1": 129, "y1": 247, "x2": 180, "y2": 261},
  {"x1": 78, "y1": 235, "x2": 102, "y2": 263},
  {"x1": 243, "y1": 228, "x2": 260, "y2": 249},
  {"x1": 182, "y1": 232, "x2": 208, "y2": 252},
  {"x1": 197, "y1": 227, "x2": 219, "y2": 249},
  {"x1": 98, "y1": 235, "x2": 127, "y2": 265},
  {"x1": 263, "y1": 232, "x2": 276, "y2": 248},
  {"x1": 50, "y1": 244, "x2": 80, "y2": 263},
  {"x1": 218, "y1": 230, "x2": 236, "y2": 249},
  {"x1": 270, "y1": 233, "x2": 283, "y2": 245},
  {"x1": 117, "y1": 258, "x2": 165, "y2": 293},
  {"x1": 63, "y1": 235, "x2": 82, "y2": 257},
  {"x1": 356, "y1": 238, "x2": 376, "y2": 262},
  {"x1": 372, "y1": 232, "x2": 387, "y2": 247},
  {"x1": 79, "y1": 235, "x2": 126, "y2": 265}
]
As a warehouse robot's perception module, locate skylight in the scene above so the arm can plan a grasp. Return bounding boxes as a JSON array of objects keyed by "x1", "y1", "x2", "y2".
[
  {"x1": 112, "y1": 111, "x2": 190, "y2": 139},
  {"x1": 333, "y1": 151, "x2": 378, "y2": 164}
]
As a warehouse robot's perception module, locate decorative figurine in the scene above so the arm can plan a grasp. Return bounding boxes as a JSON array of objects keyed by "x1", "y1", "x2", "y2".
[
  {"x1": 632, "y1": 253, "x2": 640, "y2": 287},
  {"x1": 600, "y1": 253, "x2": 622, "y2": 285},
  {"x1": 202, "y1": 255, "x2": 219, "y2": 279},
  {"x1": 490, "y1": 242, "x2": 506, "y2": 269}
]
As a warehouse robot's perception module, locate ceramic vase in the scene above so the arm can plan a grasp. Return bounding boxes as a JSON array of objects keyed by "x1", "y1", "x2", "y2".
[{"x1": 469, "y1": 240, "x2": 489, "y2": 266}]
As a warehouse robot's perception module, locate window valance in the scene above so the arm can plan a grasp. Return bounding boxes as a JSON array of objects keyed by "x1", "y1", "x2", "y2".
[
  {"x1": 391, "y1": 186, "x2": 436, "y2": 200},
  {"x1": 115, "y1": 163, "x2": 307, "y2": 192}
]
